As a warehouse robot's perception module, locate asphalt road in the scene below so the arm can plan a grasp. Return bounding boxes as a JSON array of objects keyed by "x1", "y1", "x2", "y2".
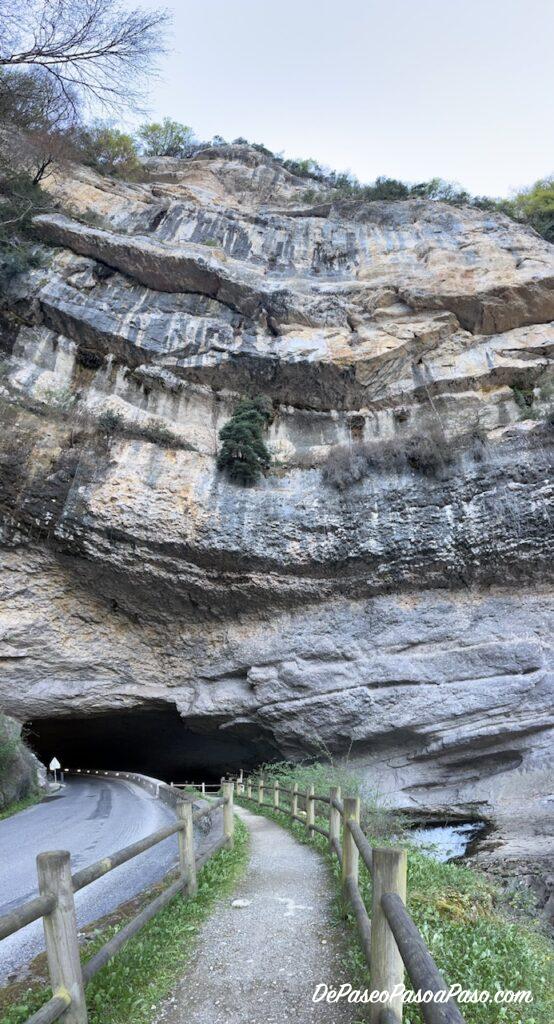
[{"x1": 0, "y1": 776, "x2": 218, "y2": 983}]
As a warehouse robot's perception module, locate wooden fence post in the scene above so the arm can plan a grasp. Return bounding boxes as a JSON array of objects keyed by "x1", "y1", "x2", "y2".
[
  {"x1": 273, "y1": 780, "x2": 280, "y2": 810},
  {"x1": 341, "y1": 796, "x2": 360, "y2": 891},
  {"x1": 37, "y1": 850, "x2": 88, "y2": 1024},
  {"x1": 258, "y1": 776, "x2": 264, "y2": 806},
  {"x1": 370, "y1": 848, "x2": 407, "y2": 1024},
  {"x1": 246, "y1": 776, "x2": 252, "y2": 799},
  {"x1": 329, "y1": 785, "x2": 341, "y2": 853},
  {"x1": 306, "y1": 783, "x2": 315, "y2": 836},
  {"x1": 223, "y1": 781, "x2": 235, "y2": 849},
  {"x1": 177, "y1": 799, "x2": 197, "y2": 896},
  {"x1": 201, "y1": 782, "x2": 206, "y2": 796},
  {"x1": 291, "y1": 781, "x2": 298, "y2": 819}
]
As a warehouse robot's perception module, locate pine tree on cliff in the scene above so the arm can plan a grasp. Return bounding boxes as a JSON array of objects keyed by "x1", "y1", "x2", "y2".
[{"x1": 217, "y1": 397, "x2": 272, "y2": 485}]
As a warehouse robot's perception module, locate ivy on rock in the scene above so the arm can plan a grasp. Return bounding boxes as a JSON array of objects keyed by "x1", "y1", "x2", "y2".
[{"x1": 217, "y1": 396, "x2": 272, "y2": 485}]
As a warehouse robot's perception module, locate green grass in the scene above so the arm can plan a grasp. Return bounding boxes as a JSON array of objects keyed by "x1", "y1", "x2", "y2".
[
  {"x1": 236, "y1": 785, "x2": 553, "y2": 1024},
  {"x1": 0, "y1": 818, "x2": 249, "y2": 1024},
  {"x1": 0, "y1": 793, "x2": 41, "y2": 821}
]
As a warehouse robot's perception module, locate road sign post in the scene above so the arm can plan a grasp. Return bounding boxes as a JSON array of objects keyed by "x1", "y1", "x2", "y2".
[{"x1": 49, "y1": 757, "x2": 61, "y2": 785}]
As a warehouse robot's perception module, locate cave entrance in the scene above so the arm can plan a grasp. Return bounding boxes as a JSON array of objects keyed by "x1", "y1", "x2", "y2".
[{"x1": 25, "y1": 705, "x2": 275, "y2": 784}]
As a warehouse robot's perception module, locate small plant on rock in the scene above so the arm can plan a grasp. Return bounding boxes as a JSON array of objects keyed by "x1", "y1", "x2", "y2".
[
  {"x1": 217, "y1": 396, "x2": 272, "y2": 485},
  {"x1": 98, "y1": 409, "x2": 123, "y2": 434}
]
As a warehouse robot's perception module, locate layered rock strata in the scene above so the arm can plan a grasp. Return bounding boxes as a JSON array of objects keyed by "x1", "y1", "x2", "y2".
[{"x1": 0, "y1": 144, "x2": 552, "y2": 896}]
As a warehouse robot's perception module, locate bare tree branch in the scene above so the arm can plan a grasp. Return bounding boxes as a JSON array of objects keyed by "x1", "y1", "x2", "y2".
[{"x1": 0, "y1": 0, "x2": 170, "y2": 111}]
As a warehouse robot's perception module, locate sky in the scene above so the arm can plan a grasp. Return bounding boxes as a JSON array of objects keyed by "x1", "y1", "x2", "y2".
[{"x1": 125, "y1": 0, "x2": 554, "y2": 198}]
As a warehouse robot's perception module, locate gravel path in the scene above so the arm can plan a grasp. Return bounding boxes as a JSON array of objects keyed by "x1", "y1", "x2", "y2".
[{"x1": 154, "y1": 805, "x2": 355, "y2": 1024}]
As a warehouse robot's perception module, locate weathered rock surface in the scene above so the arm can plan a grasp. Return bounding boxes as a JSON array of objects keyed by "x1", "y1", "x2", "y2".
[{"x1": 0, "y1": 145, "x2": 552, "y2": 893}]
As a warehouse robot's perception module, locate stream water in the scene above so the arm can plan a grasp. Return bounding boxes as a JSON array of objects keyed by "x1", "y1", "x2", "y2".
[{"x1": 409, "y1": 821, "x2": 487, "y2": 862}]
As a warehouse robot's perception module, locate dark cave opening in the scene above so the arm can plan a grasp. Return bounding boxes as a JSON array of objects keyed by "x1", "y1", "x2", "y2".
[{"x1": 25, "y1": 706, "x2": 276, "y2": 784}]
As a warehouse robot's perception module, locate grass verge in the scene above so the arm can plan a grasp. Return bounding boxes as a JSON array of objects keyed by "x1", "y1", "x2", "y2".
[
  {"x1": 236, "y1": 789, "x2": 553, "y2": 1024},
  {"x1": 0, "y1": 794, "x2": 42, "y2": 822},
  {"x1": 0, "y1": 817, "x2": 249, "y2": 1024}
]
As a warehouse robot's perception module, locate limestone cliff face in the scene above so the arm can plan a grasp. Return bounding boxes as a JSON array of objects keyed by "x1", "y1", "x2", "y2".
[{"x1": 0, "y1": 145, "x2": 552, "y2": 880}]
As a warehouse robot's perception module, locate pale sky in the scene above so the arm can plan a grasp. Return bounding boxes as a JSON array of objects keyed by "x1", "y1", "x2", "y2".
[{"x1": 126, "y1": 0, "x2": 553, "y2": 198}]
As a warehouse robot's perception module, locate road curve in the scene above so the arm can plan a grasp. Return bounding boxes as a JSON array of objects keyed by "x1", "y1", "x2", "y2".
[{"x1": 0, "y1": 776, "x2": 214, "y2": 983}]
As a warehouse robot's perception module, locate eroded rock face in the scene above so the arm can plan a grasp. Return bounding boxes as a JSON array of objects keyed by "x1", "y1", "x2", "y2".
[{"x1": 0, "y1": 146, "x2": 553, "y2": 883}]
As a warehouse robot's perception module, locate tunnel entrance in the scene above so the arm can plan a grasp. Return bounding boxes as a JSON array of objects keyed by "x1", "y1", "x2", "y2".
[{"x1": 25, "y1": 706, "x2": 277, "y2": 783}]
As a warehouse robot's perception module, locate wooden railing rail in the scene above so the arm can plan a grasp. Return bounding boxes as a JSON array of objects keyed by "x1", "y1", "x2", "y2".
[
  {"x1": 0, "y1": 893, "x2": 57, "y2": 942},
  {"x1": 0, "y1": 776, "x2": 234, "y2": 1024},
  {"x1": 234, "y1": 772, "x2": 466, "y2": 1024},
  {"x1": 380, "y1": 894, "x2": 465, "y2": 1024},
  {"x1": 346, "y1": 817, "x2": 374, "y2": 874},
  {"x1": 71, "y1": 820, "x2": 183, "y2": 892}
]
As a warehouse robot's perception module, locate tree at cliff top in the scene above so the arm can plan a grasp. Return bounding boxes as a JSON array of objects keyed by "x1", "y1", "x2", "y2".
[
  {"x1": 217, "y1": 397, "x2": 272, "y2": 486},
  {"x1": 78, "y1": 123, "x2": 141, "y2": 177},
  {"x1": 509, "y1": 177, "x2": 554, "y2": 243},
  {"x1": 137, "y1": 118, "x2": 196, "y2": 158}
]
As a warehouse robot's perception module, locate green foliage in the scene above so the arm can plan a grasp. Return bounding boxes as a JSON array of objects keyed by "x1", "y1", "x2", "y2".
[
  {"x1": 0, "y1": 715, "x2": 39, "y2": 814},
  {"x1": 511, "y1": 384, "x2": 534, "y2": 410},
  {"x1": 217, "y1": 396, "x2": 272, "y2": 485},
  {"x1": 97, "y1": 409, "x2": 124, "y2": 435},
  {"x1": 137, "y1": 118, "x2": 195, "y2": 157},
  {"x1": 258, "y1": 760, "x2": 406, "y2": 837},
  {"x1": 0, "y1": 715, "x2": 18, "y2": 781},
  {"x1": 0, "y1": 170, "x2": 48, "y2": 290},
  {"x1": 0, "y1": 818, "x2": 249, "y2": 1024},
  {"x1": 283, "y1": 156, "x2": 323, "y2": 178},
  {"x1": 0, "y1": 792, "x2": 41, "y2": 821},
  {"x1": 136, "y1": 417, "x2": 176, "y2": 447},
  {"x1": 79, "y1": 125, "x2": 141, "y2": 178},
  {"x1": 238, "y1": 771, "x2": 553, "y2": 1024},
  {"x1": 508, "y1": 177, "x2": 554, "y2": 242}
]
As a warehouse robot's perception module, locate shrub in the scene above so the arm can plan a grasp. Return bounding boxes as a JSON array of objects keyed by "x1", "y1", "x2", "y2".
[
  {"x1": 0, "y1": 170, "x2": 49, "y2": 290},
  {"x1": 76, "y1": 348, "x2": 104, "y2": 371},
  {"x1": 217, "y1": 396, "x2": 272, "y2": 485},
  {"x1": 321, "y1": 443, "x2": 369, "y2": 489},
  {"x1": 137, "y1": 418, "x2": 175, "y2": 446},
  {"x1": 97, "y1": 409, "x2": 123, "y2": 435},
  {"x1": 511, "y1": 384, "x2": 534, "y2": 410},
  {"x1": 322, "y1": 426, "x2": 454, "y2": 489},
  {"x1": 403, "y1": 430, "x2": 451, "y2": 475},
  {"x1": 0, "y1": 236, "x2": 43, "y2": 289},
  {"x1": 508, "y1": 176, "x2": 554, "y2": 243},
  {"x1": 79, "y1": 124, "x2": 141, "y2": 178}
]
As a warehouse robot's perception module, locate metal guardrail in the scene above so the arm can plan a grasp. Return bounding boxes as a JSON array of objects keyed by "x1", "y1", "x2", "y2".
[
  {"x1": 0, "y1": 775, "x2": 235, "y2": 1024},
  {"x1": 233, "y1": 772, "x2": 466, "y2": 1024}
]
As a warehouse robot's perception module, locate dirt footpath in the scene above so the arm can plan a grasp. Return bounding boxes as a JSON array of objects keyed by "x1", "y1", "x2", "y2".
[{"x1": 154, "y1": 804, "x2": 356, "y2": 1024}]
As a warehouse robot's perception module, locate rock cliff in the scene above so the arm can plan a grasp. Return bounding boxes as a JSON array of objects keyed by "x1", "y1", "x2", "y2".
[{"x1": 0, "y1": 145, "x2": 552, "y2": 892}]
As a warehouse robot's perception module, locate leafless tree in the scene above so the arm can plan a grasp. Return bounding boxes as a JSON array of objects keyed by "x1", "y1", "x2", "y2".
[
  {"x1": 0, "y1": 0, "x2": 170, "y2": 112},
  {"x1": 0, "y1": 66, "x2": 83, "y2": 183},
  {"x1": 0, "y1": 67, "x2": 77, "y2": 132}
]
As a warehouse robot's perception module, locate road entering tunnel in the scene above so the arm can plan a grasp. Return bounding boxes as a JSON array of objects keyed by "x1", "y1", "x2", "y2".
[{"x1": 25, "y1": 705, "x2": 274, "y2": 783}]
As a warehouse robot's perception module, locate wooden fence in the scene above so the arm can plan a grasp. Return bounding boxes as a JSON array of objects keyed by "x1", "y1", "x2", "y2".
[
  {"x1": 0, "y1": 780, "x2": 235, "y2": 1024},
  {"x1": 233, "y1": 773, "x2": 466, "y2": 1024}
]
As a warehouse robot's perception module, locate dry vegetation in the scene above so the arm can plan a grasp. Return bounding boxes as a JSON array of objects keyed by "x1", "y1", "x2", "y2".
[{"x1": 321, "y1": 425, "x2": 487, "y2": 489}]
